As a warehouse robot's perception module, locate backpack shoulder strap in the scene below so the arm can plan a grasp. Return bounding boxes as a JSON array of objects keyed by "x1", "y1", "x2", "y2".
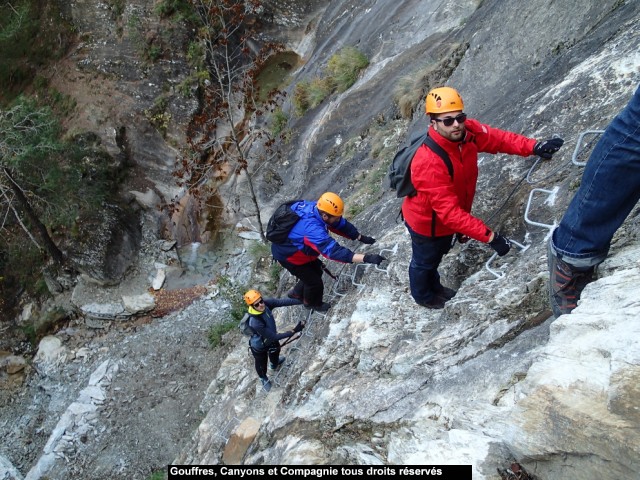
[{"x1": 424, "y1": 135, "x2": 453, "y2": 180}]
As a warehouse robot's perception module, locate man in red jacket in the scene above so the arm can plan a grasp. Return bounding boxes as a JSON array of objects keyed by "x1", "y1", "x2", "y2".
[{"x1": 402, "y1": 86, "x2": 563, "y2": 309}]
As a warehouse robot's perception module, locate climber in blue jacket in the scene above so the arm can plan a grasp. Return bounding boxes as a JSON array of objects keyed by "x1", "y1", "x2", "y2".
[{"x1": 271, "y1": 192, "x2": 386, "y2": 311}]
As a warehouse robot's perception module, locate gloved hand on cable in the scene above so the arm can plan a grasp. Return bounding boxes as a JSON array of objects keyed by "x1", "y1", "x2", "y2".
[
  {"x1": 488, "y1": 233, "x2": 511, "y2": 256},
  {"x1": 293, "y1": 321, "x2": 305, "y2": 333},
  {"x1": 363, "y1": 253, "x2": 387, "y2": 265},
  {"x1": 533, "y1": 137, "x2": 564, "y2": 159},
  {"x1": 456, "y1": 233, "x2": 470, "y2": 244},
  {"x1": 358, "y1": 234, "x2": 376, "y2": 245}
]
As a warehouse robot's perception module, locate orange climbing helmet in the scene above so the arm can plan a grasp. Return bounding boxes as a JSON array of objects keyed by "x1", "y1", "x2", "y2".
[
  {"x1": 244, "y1": 289, "x2": 262, "y2": 306},
  {"x1": 426, "y1": 86, "x2": 464, "y2": 115},
  {"x1": 317, "y1": 192, "x2": 344, "y2": 216}
]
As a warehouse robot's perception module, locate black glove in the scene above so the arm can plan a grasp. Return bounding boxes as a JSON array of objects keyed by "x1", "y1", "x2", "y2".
[
  {"x1": 293, "y1": 321, "x2": 305, "y2": 333},
  {"x1": 359, "y1": 235, "x2": 376, "y2": 245},
  {"x1": 456, "y1": 233, "x2": 470, "y2": 244},
  {"x1": 363, "y1": 253, "x2": 387, "y2": 265},
  {"x1": 488, "y1": 233, "x2": 511, "y2": 257},
  {"x1": 533, "y1": 137, "x2": 564, "y2": 159}
]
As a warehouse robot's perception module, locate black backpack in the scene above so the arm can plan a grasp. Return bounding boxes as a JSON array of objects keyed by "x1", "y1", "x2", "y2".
[
  {"x1": 387, "y1": 131, "x2": 453, "y2": 198},
  {"x1": 265, "y1": 199, "x2": 303, "y2": 244}
]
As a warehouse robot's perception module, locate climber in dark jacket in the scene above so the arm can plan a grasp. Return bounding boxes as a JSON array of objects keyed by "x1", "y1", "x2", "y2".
[
  {"x1": 271, "y1": 192, "x2": 386, "y2": 312},
  {"x1": 244, "y1": 289, "x2": 305, "y2": 392}
]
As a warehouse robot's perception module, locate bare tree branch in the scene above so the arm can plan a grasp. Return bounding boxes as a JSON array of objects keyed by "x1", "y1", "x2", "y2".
[
  {"x1": 0, "y1": 179, "x2": 42, "y2": 249},
  {"x1": 174, "y1": 0, "x2": 285, "y2": 242}
]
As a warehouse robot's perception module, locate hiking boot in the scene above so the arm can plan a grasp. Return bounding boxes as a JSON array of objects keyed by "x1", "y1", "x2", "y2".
[
  {"x1": 304, "y1": 302, "x2": 331, "y2": 312},
  {"x1": 260, "y1": 377, "x2": 272, "y2": 392},
  {"x1": 548, "y1": 242, "x2": 595, "y2": 318},
  {"x1": 436, "y1": 285, "x2": 457, "y2": 301},
  {"x1": 269, "y1": 356, "x2": 286, "y2": 370},
  {"x1": 417, "y1": 296, "x2": 446, "y2": 310},
  {"x1": 286, "y1": 289, "x2": 302, "y2": 300}
]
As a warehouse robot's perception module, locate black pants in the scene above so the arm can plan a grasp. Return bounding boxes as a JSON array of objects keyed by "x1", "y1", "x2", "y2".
[
  {"x1": 278, "y1": 258, "x2": 324, "y2": 307},
  {"x1": 406, "y1": 223, "x2": 453, "y2": 304},
  {"x1": 250, "y1": 344, "x2": 281, "y2": 379}
]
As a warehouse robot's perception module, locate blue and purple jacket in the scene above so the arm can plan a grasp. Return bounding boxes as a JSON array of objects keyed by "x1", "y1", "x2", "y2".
[{"x1": 270, "y1": 200, "x2": 360, "y2": 265}]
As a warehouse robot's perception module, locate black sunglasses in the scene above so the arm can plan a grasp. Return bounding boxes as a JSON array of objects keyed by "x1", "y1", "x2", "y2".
[
  {"x1": 252, "y1": 299, "x2": 265, "y2": 308},
  {"x1": 433, "y1": 113, "x2": 467, "y2": 127}
]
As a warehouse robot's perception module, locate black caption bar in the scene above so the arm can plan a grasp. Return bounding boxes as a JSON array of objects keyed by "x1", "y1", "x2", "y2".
[{"x1": 168, "y1": 465, "x2": 472, "y2": 479}]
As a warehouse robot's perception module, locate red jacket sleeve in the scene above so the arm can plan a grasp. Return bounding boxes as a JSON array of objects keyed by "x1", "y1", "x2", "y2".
[{"x1": 469, "y1": 120, "x2": 537, "y2": 156}]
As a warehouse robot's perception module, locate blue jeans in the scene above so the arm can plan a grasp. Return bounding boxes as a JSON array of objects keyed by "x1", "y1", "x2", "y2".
[
  {"x1": 551, "y1": 84, "x2": 640, "y2": 269},
  {"x1": 406, "y1": 223, "x2": 453, "y2": 303}
]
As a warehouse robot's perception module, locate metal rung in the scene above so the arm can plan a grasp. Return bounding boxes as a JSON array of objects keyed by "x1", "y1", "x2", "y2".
[
  {"x1": 272, "y1": 363, "x2": 293, "y2": 385},
  {"x1": 214, "y1": 417, "x2": 241, "y2": 442},
  {"x1": 510, "y1": 239, "x2": 530, "y2": 252},
  {"x1": 485, "y1": 239, "x2": 530, "y2": 279},
  {"x1": 373, "y1": 244, "x2": 397, "y2": 274},
  {"x1": 351, "y1": 263, "x2": 368, "y2": 289},
  {"x1": 572, "y1": 130, "x2": 604, "y2": 166},
  {"x1": 524, "y1": 187, "x2": 558, "y2": 231},
  {"x1": 332, "y1": 273, "x2": 351, "y2": 296},
  {"x1": 303, "y1": 319, "x2": 318, "y2": 337},
  {"x1": 485, "y1": 252, "x2": 504, "y2": 279}
]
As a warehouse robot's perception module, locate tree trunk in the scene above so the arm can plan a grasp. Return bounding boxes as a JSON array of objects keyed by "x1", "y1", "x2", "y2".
[{"x1": 2, "y1": 167, "x2": 66, "y2": 265}]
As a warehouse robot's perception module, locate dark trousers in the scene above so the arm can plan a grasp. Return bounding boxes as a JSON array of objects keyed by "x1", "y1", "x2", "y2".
[
  {"x1": 406, "y1": 223, "x2": 453, "y2": 304},
  {"x1": 278, "y1": 258, "x2": 325, "y2": 307},
  {"x1": 250, "y1": 344, "x2": 281, "y2": 379}
]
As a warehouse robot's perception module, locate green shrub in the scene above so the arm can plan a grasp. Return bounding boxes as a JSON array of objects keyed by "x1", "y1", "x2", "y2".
[
  {"x1": 207, "y1": 275, "x2": 248, "y2": 347},
  {"x1": 393, "y1": 75, "x2": 421, "y2": 120},
  {"x1": 270, "y1": 108, "x2": 288, "y2": 137},
  {"x1": 249, "y1": 241, "x2": 270, "y2": 260},
  {"x1": 293, "y1": 81, "x2": 310, "y2": 117},
  {"x1": 147, "y1": 44, "x2": 163, "y2": 62},
  {"x1": 207, "y1": 319, "x2": 237, "y2": 348},
  {"x1": 392, "y1": 43, "x2": 467, "y2": 120},
  {"x1": 207, "y1": 275, "x2": 248, "y2": 348},
  {"x1": 21, "y1": 323, "x2": 37, "y2": 346},
  {"x1": 292, "y1": 47, "x2": 368, "y2": 117},
  {"x1": 346, "y1": 203, "x2": 364, "y2": 218},
  {"x1": 49, "y1": 89, "x2": 77, "y2": 117},
  {"x1": 268, "y1": 262, "x2": 283, "y2": 293},
  {"x1": 327, "y1": 46, "x2": 369, "y2": 93},
  {"x1": 154, "y1": 0, "x2": 197, "y2": 21},
  {"x1": 147, "y1": 470, "x2": 166, "y2": 480},
  {"x1": 186, "y1": 41, "x2": 205, "y2": 70},
  {"x1": 293, "y1": 76, "x2": 332, "y2": 115},
  {"x1": 307, "y1": 76, "x2": 333, "y2": 109},
  {"x1": 0, "y1": 1, "x2": 73, "y2": 103},
  {"x1": 106, "y1": 0, "x2": 125, "y2": 17},
  {"x1": 145, "y1": 95, "x2": 171, "y2": 136},
  {"x1": 1, "y1": 240, "x2": 45, "y2": 302}
]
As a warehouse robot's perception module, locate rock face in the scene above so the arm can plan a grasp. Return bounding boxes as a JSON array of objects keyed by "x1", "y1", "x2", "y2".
[
  {"x1": 175, "y1": 0, "x2": 640, "y2": 478},
  {"x1": 503, "y1": 267, "x2": 640, "y2": 479},
  {"x1": 66, "y1": 203, "x2": 142, "y2": 285}
]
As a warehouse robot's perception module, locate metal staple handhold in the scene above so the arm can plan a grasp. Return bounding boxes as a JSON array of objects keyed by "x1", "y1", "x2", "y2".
[
  {"x1": 572, "y1": 130, "x2": 604, "y2": 166},
  {"x1": 524, "y1": 187, "x2": 557, "y2": 231},
  {"x1": 484, "y1": 239, "x2": 530, "y2": 279}
]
